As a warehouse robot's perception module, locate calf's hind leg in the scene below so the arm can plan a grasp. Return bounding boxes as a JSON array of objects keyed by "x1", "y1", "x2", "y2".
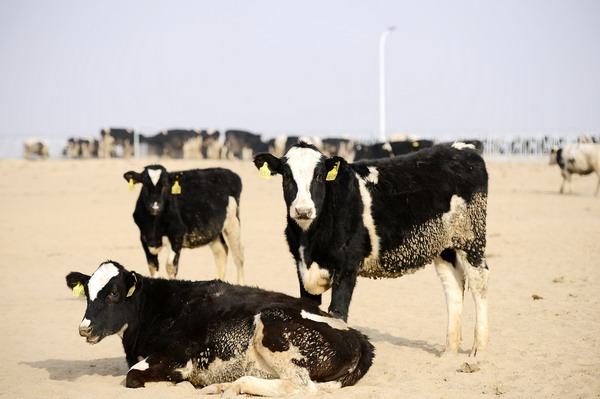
[
  {"x1": 221, "y1": 196, "x2": 245, "y2": 285},
  {"x1": 434, "y1": 251, "x2": 465, "y2": 355},
  {"x1": 455, "y1": 250, "x2": 490, "y2": 356},
  {"x1": 209, "y1": 235, "x2": 228, "y2": 281}
]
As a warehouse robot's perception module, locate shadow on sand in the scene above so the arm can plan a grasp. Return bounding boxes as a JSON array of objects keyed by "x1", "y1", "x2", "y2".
[
  {"x1": 355, "y1": 326, "x2": 469, "y2": 356},
  {"x1": 22, "y1": 357, "x2": 127, "y2": 382}
]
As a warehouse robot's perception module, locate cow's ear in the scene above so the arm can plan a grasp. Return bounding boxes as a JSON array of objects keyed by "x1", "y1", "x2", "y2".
[
  {"x1": 324, "y1": 156, "x2": 347, "y2": 182},
  {"x1": 123, "y1": 171, "x2": 142, "y2": 184},
  {"x1": 253, "y1": 153, "x2": 282, "y2": 178},
  {"x1": 125, "y1": 271, "x2": 138, "y2": 298},
  {"x1": 66, "y1": 272, "x2": 90, "y2": 297}
]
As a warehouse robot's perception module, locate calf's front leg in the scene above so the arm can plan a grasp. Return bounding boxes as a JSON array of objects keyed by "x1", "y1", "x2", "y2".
[
  {"x1": 328, "y1": 267, "x2": 359, "y2": 322},
  {"x1": 126, "y1": 354, "x2": 189, "y2": 388}
]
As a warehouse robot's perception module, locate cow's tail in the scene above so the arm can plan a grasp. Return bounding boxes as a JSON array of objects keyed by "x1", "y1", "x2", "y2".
[{"x1": 338, "y1": 329, "x2": 375, "y2": 387}]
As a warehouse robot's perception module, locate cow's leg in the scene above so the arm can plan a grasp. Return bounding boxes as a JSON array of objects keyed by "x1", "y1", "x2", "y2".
[
  {"x1": 456, "y1": 250, "x2": 490, "y2": 356},
  {"x1": 209, "y1": 235, "x2": 228, "y2": 281},
  {"x1": 126, "y1": 354, "x2": 189, "y2": 388},
  {"x1": 222, "y1": 197, "x2": 245, "y2": 285},
  {"x1": 434, "y1": 253, "x2": 465, "y2": 355},
  {"x1": 165, "y1": 237, "x2": 182, "y2": 279},
  {"x1": 141, "y1": 239, "x2": 159, "y2": 277},
  {"x1": 296, "y1": 266, "x2": 322, "y2": 305},
  {"x1": 199, "y1": 313, "x2": 328, "y2": 397},
  {"x1": 328, "y1": 267, "x2": 359, "y2": 321}
]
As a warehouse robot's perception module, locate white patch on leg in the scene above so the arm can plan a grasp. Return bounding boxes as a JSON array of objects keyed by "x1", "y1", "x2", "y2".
[
  {"x1": 300, "y1": 310, "x2": 348, "y2": 330},
  {"x1": 222, "y1": 196, "x2": 245, "y2": 285},
  {"x1": 130, "y1": 358, "x2": 150, "y2": 371},
  {"x1": 434, "y1": 256, "x2": 465, "y2": 354},
  {"x1": 298, "y1": 247, "x2": 331, "y2": 295},
  {"x1": 148, "y1": 168, "x2": 162, "y2": 186},
  {"x1": 88, "y1": 262, "x2": 120, "y2": 301}
]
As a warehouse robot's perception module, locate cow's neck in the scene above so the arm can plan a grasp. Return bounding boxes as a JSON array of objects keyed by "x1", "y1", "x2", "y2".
[{"x1": 298, "y1": 171, "x2": 365, "y2": 259}]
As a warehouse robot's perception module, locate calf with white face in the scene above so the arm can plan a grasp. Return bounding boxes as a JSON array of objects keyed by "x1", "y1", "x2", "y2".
[
  {"x1": 254, "y1": 142, "x2": 490, "y2": 356},
  {"x1": 66, "y1": 261, "x2": 374, "y2": 395},
  {"x1": 124, "y1": 165, "x2": 244, "y2": 283}
]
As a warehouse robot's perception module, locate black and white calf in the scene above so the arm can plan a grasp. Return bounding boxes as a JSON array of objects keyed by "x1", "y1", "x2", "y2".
[
  {"x1": 254, "y1": 142, "x2": 490, "y2": 355},
  {"x1": 66, "y1": 261, "x2": 374, "y2": 395},
  {"x1": 124, "y1": 165, "x2": 244, "y2": 283}
]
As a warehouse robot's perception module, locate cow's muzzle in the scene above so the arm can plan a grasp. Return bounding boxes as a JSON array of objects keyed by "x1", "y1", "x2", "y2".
[
  {"x1": 294, "y1": 207, "x2": 313, "y2": 220},
  {"x1": 150, "y1": 202, "x2": 161, "y2": 216},
  {"x1": 79, "y1": 325, "x2": 101, "y2": 344}
]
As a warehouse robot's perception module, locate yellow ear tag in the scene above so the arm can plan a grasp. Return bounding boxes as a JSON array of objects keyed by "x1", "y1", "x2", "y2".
[
  {"x1": 72, "y1": 282, "x2": 85, "y2": 297},
  {"x1": 326, "y1": 161, "x2": 340, "y2": 181},
  {"x1": 128, "y1": 178, "x2": 135, "y2": 191},
  {"x1": 259, "y1": 162, "x2": 272, "y2": 180},
  {"x1": 127, "y1": 273, "x2": 137, "y2": 297},
  {"x1": 171, "y1": 181, "x2": 182, "y2": 195},
  {"x1": 412, "y1": 141, "x2": 420, "y2": 148}
]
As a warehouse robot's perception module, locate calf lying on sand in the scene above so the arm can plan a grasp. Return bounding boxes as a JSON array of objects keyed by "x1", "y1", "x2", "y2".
[{"x1": 66, "y1": 261, "x2": 374, "y2": 396}]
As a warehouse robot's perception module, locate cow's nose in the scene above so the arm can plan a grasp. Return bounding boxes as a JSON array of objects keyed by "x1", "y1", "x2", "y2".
[
  {"x1": 79, "y1": 325, "x2": 93, "y2": 337},
  {"x1": 295, "y1": 207, "x2": 313, "y2": 219}
]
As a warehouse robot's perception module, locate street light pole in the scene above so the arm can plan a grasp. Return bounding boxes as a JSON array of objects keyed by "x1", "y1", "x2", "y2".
[{"x1": 379, "y1": 26, "x2": 396, "y2": 142}]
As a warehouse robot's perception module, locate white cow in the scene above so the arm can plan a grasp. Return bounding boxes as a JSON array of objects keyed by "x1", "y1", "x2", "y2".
[{"x1": 550, "y1": 143, "x2": 600, "y2": 195}]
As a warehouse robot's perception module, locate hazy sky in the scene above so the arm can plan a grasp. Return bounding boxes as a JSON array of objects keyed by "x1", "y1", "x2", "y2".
[{"x1": 1, "y1": 0, "x2": 599, "y2": 143}]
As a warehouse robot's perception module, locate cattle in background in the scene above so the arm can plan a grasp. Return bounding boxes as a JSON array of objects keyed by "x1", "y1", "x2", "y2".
[
  {"x1": 353, "y1": 142, "x2": 393, "y2": 161},
  {"x1": 200, "y1": 129, "x2": 222, "y2": 159},
  {"x1": 254, "y1": 142, "x2": 489, "y2": 355},
  {"x1": 550, "y1": 143, "x2": 600, "y2": 195},
  {"x1": 321, "y1": 138, "x2": 356, "y2": 161},
  {"x1": 23, "y1": 139, "x2": 49, "y2": 160},
  {"x1": 64, "y1": 137, "x2": 99, "y2": 159},
  {"x1": 268, "y1": 135, "x2": 324, "y2": 157},
  {"x1": 389, "y1": 139, "x2": 435, "y2": 156},
  {"x1": 100, "y1": 127, "x2": 134, "y2": 158},
  {"x1": 222, "y1": 130, "x2": 268, "y2": 160},
  {"x1": 123, "y1": 165, "x2": 244, "y2": 283},
  {"x1": 66, "y1": 261, "x2": 374, "y2": 394}
]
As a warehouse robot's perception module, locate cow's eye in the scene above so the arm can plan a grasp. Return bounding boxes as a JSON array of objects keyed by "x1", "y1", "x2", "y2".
[{"x1": 107, "y1": 290, "x2": 120, "y2": 301}]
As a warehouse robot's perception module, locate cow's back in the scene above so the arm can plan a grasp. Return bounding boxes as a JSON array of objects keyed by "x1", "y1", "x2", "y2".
[
  {"x1": 355, "y1": 145, "x2": 488, "y2": 277},
  {"x1": 176, "y1": 168, "x2": 242, "y2": 246}
]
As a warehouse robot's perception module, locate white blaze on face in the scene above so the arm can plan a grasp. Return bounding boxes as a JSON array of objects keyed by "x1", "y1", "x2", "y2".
[
  {"x1": 147, "y1": 168, "x2": 162, "y2": 186},
  {"x1": 88, "y1": 262, "x2": 120, "y2": 301},
  {"x1": 285, "y1": 146, "x2": 323, "y2": 229}
]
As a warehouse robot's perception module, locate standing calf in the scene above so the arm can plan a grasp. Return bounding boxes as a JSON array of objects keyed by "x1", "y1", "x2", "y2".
[
  {"x1": 254, "y1": 142, "x2": 490, "y2": 355},
  {"x1": 124, "y1": 165, "x2": 244, "y2": 283},
  {"x1": 66, "y1": 261, "x2": 374, "y2": 395}
]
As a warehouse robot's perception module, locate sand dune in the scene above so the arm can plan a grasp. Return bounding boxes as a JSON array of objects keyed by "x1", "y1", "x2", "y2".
[{"x1": 0, "y1": 157, "x2": 598, "y2": 398}]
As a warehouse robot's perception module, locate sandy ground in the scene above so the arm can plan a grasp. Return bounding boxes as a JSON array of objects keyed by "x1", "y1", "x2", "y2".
[{"x1": 0, "y1": 156, "x2": 599, "y2": 399}]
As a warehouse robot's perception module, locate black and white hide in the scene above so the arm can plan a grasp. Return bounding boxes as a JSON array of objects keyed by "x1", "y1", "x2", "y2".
[
  {"x1": 253, "y1": 141, "x2": 490, "y2": 355},
  {"x1": 123, "y1": 165, "x2": 244, "y2": 283},
  {"x1": 66, "y1": 261, "x2": 374, "y2": 396}
]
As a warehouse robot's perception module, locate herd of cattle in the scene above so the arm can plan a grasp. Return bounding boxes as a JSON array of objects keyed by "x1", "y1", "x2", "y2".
[
  {"x1": 25, "y1": 127, "x2": 481, "y2": 162},
  {"x1": 65, "y1": 139, "x2": 496, "y2": 396}
]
